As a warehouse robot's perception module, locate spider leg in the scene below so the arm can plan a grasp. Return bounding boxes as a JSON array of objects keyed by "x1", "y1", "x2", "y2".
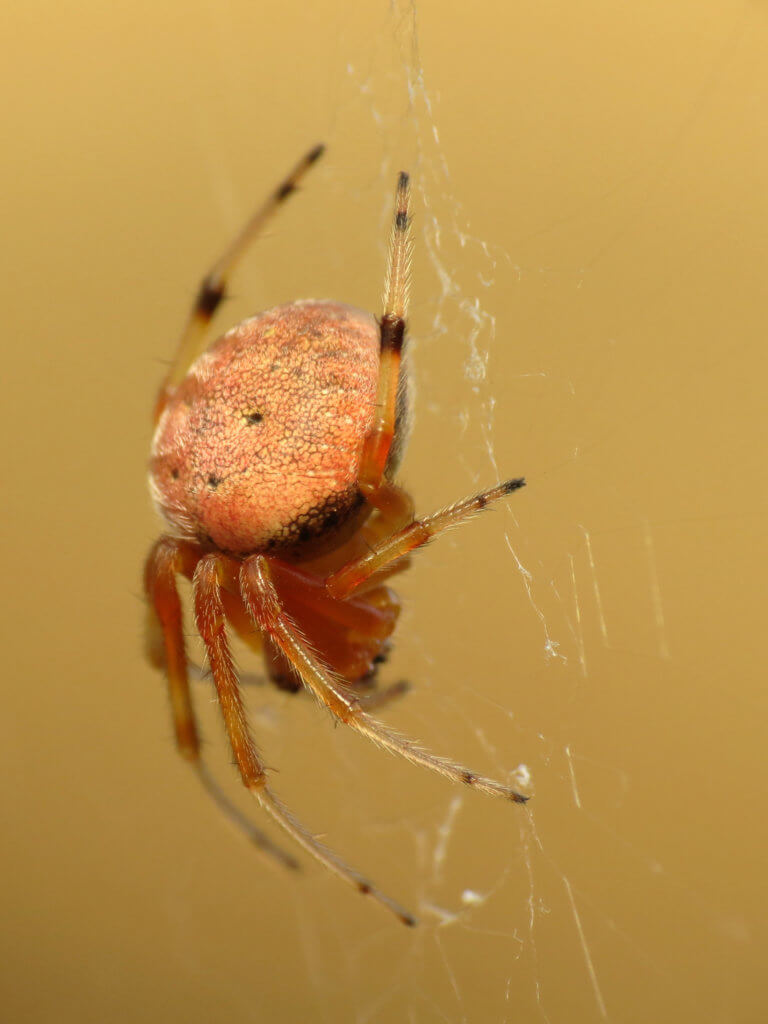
[
  {"x1": 241, "y1": 555, "x2": 529, "y2": 804},
  {"x1": 143, "y1": 537, "x2": 299, "y2": 871},
  {"x1": 257, "y1": 788, "x2": 416, "y2": 927},
  {"x1": 156, "y1": 143, "x2": 325, "y2": 416},
  {"x1": 326, "y1": 478, "x2": 526, "y2": 600},
  {"x1": 144, "y1": 539, "x2": 202, "y2": 761},
  {"x1": 357, "y1": 172, "x2": 413, "y2": 514},
  {"x1": 193, "y1": 553, "x2": 417, "y2": 926}
]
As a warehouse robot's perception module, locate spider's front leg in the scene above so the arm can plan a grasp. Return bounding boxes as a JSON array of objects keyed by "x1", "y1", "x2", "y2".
[
  {"x1": 193, "y1": 554, "x2": 416, "y2": 926},
  {"x1": 241, "y1": 555, "x2": 528, "y2": 804}
]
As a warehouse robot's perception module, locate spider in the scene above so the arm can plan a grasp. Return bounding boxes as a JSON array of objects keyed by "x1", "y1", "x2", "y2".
[{"x1": 144, "y1": 144, "x2": 527, "y2": 926}]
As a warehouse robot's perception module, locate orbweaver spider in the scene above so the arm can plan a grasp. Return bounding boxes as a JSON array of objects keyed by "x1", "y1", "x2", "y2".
[{"x1": 144, "y1": 145, "x2": 527, "y2": 926}]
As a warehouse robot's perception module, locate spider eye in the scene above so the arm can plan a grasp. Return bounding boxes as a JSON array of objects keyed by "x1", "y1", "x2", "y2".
[{"x1": 244, "y1": 410, "x2": 264, "y2": 425}]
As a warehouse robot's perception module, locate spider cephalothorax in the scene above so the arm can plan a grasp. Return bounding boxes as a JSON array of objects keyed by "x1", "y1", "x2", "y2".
[{"x1": 144, "y1": 145, "x2": 527, "y2": 926}]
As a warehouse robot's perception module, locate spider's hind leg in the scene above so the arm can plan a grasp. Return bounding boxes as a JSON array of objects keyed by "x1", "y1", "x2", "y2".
[
  {"x1": 357, "y1": 171, "x2": 414, "y2": 520},
  {"x1": 192, "y1": 552, "x2": 416, "y2": 926},
  {"x1": 143, "y1": 537, "x2": 299, "y2": 870},
  {"x1": 263, "y1": 635, "x2": 410, "y2": 712},
  {"x1": 156, "y1": 143, "x2": 326, "y2": 417},
  {"x1": 261, "y1": 558, "x2": 403, "y2": 687},
  {"x1": 242, "y1": 554, "x2": 528, "y2": 805}
]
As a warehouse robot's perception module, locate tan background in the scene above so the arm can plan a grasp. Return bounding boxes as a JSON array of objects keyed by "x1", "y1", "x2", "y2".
[{"x1": 2, "y1": 0, "x2": 766, "y2": 1021}]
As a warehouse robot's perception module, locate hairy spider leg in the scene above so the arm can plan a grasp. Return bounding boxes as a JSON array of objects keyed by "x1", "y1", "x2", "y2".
[
  {"x1": 144, "y1": 538, "x2": 299, "y2": 871},
  {"x1": 213, "y1": 563, "x2": 411, "y2": 706},
  {"x1": 193, "y1": 553, "x2": 416, "y2": 926},
  {"x1": 144, "y1": 539, "x2": 200, "y2": 759},
  {"x1": 356, "y1": 171, "x2": 415, "y2": 524},
  {"x1": 156, "y1": 143, "x2": 326, "y2": 416},
  {"x1": 326, "y1": 478, "x2": 527, "y2": 600},
  {"x1": 241, "y1": 555, "x2": 529, "y2": 804}
]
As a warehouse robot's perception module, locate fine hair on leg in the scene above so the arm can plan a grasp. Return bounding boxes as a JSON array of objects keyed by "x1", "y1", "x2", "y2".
[
  {"x1": 241, "y1": 555, "x2": 529, "y2": 804},
  {"x1": 192, "y1": 553, "x2": 416, "y2": 925}
]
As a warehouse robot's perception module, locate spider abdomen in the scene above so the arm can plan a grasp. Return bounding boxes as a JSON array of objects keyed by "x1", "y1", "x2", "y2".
[{"x1": 149, "y1": 300, "x2": 381, "y2": 555}]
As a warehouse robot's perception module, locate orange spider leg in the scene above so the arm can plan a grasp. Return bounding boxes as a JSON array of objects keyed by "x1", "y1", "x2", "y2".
[
  {"x1": 241, "y1": 555, "x2": 529, "y2": 804},
  {"x1": 220, "y1": 586, "x2": 264, "y2": 657},
  {"x1": 193, "y1": 553, "x2": 417, "y2": 926},
  {"x1": 187, "y1": 589, "x2": 265, "y2": 688},
  {"x1": 263, "y1": 559, "x2": 401, "y2": 683},
  {"x1": 326, "y1": 478, "x2": 526, "y2": 600},
  {"x1": 356, "y1": 172, "x2": 414, "y2": 522},
  {"x1": 268, "y1": 560, "x2": 398, "y2": 638},
  {"x1": 156, "y1": 143, "x2": 325, "y2": 419},
  {"x1": 219, "y1": 560, "x2": 411, "y2": 706},
  {"x1": 144, "y1": 537, "x2": 300, "y2": 871},
  {"x1": 144, "y1": 539, "x2": 200, "y2": 760}
]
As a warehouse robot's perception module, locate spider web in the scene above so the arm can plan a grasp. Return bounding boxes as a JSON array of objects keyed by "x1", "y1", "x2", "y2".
[
  {"x1": 314, "y1": 6, "x2": 604, "y2": 1019},
  {"x1": 184, "y1": 2, "x2": 761, "y2": 1021}
]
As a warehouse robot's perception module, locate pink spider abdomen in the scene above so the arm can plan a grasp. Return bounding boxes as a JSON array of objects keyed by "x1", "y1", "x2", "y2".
[{"x1": 149, "y1": 300, "x2": 381, "y2": 555}]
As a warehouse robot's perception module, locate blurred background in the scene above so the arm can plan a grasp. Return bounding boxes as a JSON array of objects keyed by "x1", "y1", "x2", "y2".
[{"x1": 2, "y1": 0, "x2": 767, "y2": 1021}]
